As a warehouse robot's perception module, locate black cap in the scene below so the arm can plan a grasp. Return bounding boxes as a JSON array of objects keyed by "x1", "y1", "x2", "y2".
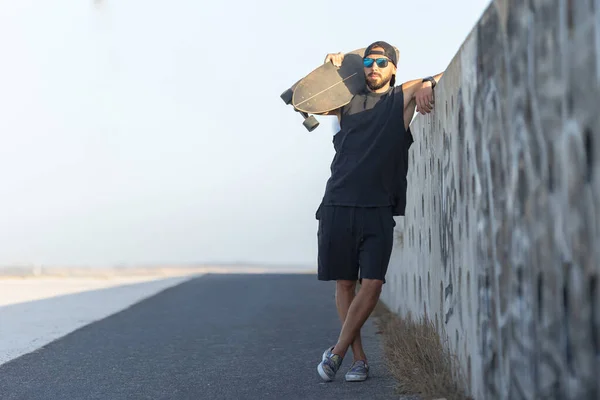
[{"x1": 364, "y1": 41, "x2": 397, "y2": 66}]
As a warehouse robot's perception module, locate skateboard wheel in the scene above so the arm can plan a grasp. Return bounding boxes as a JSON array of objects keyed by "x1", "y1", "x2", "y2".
[
  {"x1": 303, "y1": 115, "x2": 320, "y2": 132},
  {"x1": 280, "y1": 88, "x2": 293, "y2": 105}
]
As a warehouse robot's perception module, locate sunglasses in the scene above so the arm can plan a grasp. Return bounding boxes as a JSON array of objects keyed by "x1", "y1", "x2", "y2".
[{"x1": 363, "y1": 57, "x2": 390, "y2": 68}]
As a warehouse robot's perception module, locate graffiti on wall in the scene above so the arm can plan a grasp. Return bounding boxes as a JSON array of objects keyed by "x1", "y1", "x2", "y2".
[{"x1": 383, "y1": 1, "x2": 599, "y2": 399}]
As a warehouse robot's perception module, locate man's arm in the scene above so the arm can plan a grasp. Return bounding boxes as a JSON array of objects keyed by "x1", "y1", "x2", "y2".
[
  {"x1": 401, "y1": 72, "x2": 443, "y2": 115},
  {"x1": 403, "y1": 97, "x2": 417, "y2": 130}
]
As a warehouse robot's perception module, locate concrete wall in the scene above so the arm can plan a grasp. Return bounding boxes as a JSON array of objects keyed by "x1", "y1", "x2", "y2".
[{"x1": 381, "y1": 1, "x2": 600, "y2": 399}]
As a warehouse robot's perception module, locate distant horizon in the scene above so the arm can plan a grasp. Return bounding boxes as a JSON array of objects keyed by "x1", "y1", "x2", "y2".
[{"x1": 0, "y1": 261, "x2": 316, "y2": 270}]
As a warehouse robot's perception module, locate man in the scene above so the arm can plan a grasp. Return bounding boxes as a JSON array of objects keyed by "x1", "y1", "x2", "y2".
[{"x1": 313, "y1": 40, "x2": 443, "y2": 382}]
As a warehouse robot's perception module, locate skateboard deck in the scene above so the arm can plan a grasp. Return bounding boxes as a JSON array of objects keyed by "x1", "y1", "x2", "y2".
[{"x1": 280, "y1": 47, "x2": 399, "y2": 131}]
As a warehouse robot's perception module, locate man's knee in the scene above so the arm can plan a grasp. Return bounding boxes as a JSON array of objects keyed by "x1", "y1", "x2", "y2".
[
  {"x1": 359, "y1": 278, "x2": 383, "y2": 298},
  {"x1": 336, "y1": 279, "x2": 357, "y2": 294}
]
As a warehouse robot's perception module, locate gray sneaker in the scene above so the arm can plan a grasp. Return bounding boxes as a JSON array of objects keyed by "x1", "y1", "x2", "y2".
[
  {"x1": 345, "y1": 360, "x2": 369, "y2": 382},
  {"x1": 317, "y1": 347, "x2": 343, "y2": 382},
  {"x1": 321, "y1": 346, "x2": 334, "y2": 361}
]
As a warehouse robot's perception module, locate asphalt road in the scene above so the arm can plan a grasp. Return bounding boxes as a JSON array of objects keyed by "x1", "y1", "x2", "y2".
[{"x1": 0, "y1": 273, "x2": 399, "y2": 400}]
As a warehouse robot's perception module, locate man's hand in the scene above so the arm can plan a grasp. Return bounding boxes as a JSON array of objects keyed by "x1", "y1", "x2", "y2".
[
  {"x1": 324, "y1": 52, "x2": 344, "y2": 67},
  {"x1": 414, "y1": 81, "x2": 435, "y2": 115}
]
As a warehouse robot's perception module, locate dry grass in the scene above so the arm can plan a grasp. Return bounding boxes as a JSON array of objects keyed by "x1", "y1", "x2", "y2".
[{"x1": 371, "y1": 301, "x2": 472, "y2": 400}]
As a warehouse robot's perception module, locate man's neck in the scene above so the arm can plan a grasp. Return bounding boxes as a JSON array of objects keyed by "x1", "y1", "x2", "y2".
[{"x1": 367, "y1": 84, "x2": 391, "y2": 94}]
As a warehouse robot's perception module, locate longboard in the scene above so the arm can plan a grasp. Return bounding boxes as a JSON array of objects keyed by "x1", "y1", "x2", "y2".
[{"x1": 280, "y1": 47, "x2": 399, "y2": 132}]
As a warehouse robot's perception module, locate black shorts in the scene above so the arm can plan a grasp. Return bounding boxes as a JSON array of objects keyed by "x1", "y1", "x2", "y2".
[{"x1": 316, "y1": 205, "x2": 395, "y2": 283}]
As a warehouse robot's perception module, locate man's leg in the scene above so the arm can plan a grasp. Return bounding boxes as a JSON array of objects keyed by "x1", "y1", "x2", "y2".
[
  {"x1": 335, "y1": 280, "x2": 367, "y2": 362},
  {"x1": 332, "y1": 206, "x2": 395, "y2": 360},
  {"x1": 332, "y1": 278, "x2": 382, "y2": 359},
  {"x1": 316, "y1": 206, "x2": 363, "y2": 382}
]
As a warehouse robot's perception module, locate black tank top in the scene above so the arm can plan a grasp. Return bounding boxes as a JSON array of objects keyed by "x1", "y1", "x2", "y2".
[{"x1": 321, "y1": 85, "x2": 413, "y2": 215}]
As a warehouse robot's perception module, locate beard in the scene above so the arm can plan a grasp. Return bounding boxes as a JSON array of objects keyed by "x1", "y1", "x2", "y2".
[{"x1": 366, "y1": 73, "x2": 392, "y2": 91}]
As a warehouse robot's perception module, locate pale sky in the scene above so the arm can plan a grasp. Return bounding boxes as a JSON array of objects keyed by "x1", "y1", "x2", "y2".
[{"x1": 0, "y1": 0, "x2": 491, "y2": 268}]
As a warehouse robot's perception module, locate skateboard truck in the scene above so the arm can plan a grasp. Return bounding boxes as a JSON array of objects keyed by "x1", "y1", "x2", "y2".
[{"x1": 281, "y1": 88, "x2": 320, "y2": 132}]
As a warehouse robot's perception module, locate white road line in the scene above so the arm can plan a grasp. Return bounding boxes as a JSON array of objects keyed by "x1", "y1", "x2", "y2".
[{"x1": 0, "y1": 275, "x2": 198, "y2": 366}]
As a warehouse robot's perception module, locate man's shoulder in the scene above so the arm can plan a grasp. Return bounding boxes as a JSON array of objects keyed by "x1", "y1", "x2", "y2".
[
  {"x1": 343, "y1": 91, "x2": 368, "y2": 110},
  {"x1": 350, "y1": 90, "x2": 370, "y2": 100},
  {"x1": 394, "y1": 84, "x2": 406, "y2": 97}
]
